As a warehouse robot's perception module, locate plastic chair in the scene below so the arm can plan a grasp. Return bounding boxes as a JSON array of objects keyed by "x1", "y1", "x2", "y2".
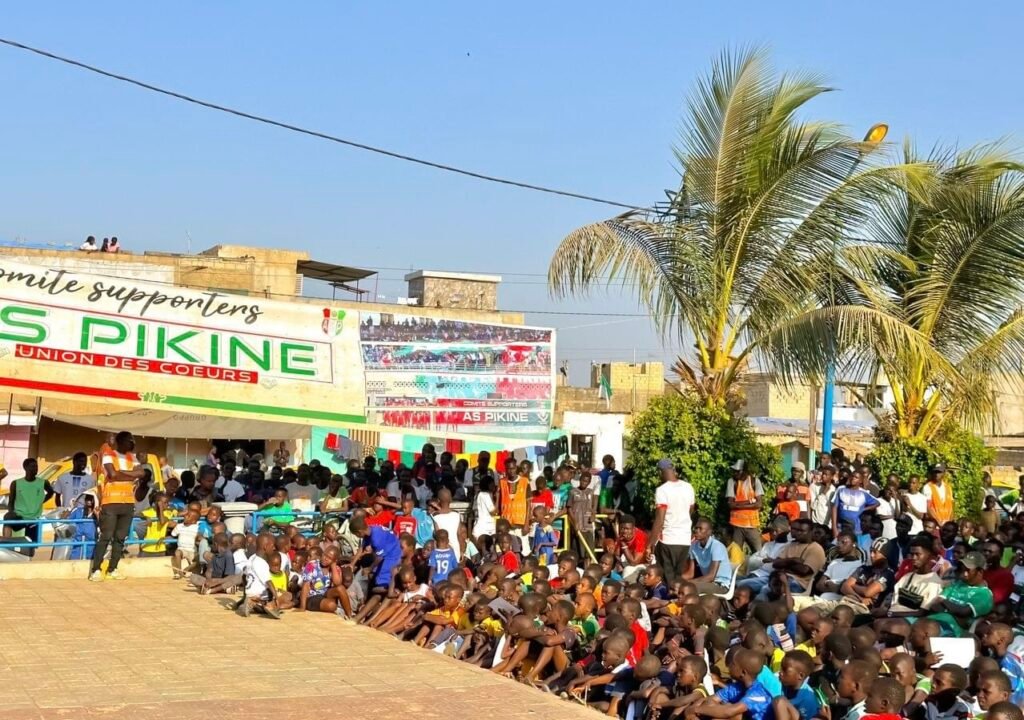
[{"x1": 712, "y1": 566, "x2": 739, "y2": 601}]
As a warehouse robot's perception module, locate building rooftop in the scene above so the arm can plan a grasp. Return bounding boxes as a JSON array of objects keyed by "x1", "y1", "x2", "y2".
[{"x1": 403, "y1": 269, "x2": 501, "y2": 284}]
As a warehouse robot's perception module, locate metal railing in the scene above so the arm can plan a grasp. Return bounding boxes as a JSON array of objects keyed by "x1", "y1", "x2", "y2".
[{"x1": 0, "y1": 515, "x2": 180, "y2": 557}]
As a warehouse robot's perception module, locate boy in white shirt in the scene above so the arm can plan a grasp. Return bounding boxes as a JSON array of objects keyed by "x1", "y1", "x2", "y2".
[{"x1": 171, "y1": 508, "x2": 201, "y2": 579}]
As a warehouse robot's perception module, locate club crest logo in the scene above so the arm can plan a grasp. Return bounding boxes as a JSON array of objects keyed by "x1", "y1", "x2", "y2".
[{"x1": 321, "y1": 308, "x2": 346, "y2": 336}]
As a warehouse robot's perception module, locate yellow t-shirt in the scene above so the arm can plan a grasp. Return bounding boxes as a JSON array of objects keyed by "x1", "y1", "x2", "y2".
[
  {"x1": 771, "y1": 642, "x2": 817, "y2": 671},
  {"x1": 269, "y1": 571, "x2": 288, "y2": 592},
  {"x1": 141, "y1": 508, "x2": 175, "y2": 553},
  {"x1": 478, "y1": 617, "x2": 504, "y2": 638}
]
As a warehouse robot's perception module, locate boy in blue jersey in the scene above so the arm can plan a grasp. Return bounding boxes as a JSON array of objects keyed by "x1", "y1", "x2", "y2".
[
  {"x1": 771, "y1": 650, "x2": 820, "y2": 720},
  {"x1": 690, "y1": 648, "x2": 773, "y2": 720},
  {"x1": 349, "y1": 513, "x2": 403, "y2": 623},
  {"x1": 428, "y1": 528, "x2": 459, "y2": 583}
]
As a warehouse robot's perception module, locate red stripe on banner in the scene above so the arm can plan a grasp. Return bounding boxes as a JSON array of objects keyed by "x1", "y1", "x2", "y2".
[{"x1": 0, "y1": 376, "x2": 140, "y2": 401}]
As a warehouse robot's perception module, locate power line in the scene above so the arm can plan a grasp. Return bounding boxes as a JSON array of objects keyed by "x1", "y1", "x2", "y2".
[
  {"x1": 0, "y1": 36, "x2": 641, "y2": 211},
  {"x1": 29, "y1": 260, "x2": 657, "y2": 317}
]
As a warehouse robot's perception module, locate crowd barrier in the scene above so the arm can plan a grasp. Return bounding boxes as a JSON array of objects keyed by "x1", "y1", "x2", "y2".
[{"x1": 0, "y1": 515, "x2": 179, "y2": 559}]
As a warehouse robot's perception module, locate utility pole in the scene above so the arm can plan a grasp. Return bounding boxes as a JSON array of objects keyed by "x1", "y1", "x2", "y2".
[{"x1": 808, "y1": 383, "x2": 818, "y2": 469}]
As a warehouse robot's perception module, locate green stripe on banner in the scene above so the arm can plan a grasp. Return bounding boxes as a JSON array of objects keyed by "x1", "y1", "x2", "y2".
[{"x1": 162, "y1": 394, "x2": 366, "y2": 425}]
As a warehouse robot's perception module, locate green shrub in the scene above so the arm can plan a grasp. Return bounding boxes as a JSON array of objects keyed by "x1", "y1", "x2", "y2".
[
  {"x1": 626, "y1": 393, "x2": 784, "y2": 528},
  {"x1": 867, "y1": 425, "x2": 992, "y2": 520}
]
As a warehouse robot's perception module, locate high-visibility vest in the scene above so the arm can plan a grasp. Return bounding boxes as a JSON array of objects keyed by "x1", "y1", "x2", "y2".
[{"x1": 99, "y1": 448, "x2": 138, "y2": 505}]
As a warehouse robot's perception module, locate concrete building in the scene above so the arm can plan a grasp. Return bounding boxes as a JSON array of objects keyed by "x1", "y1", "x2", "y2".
[
  {"x1": 403, "y1": 270, "x2": 501, "y2": 311},
  {"x1": 738, "y1": 372, "x2": 887, "y2": 426},
  {"x1": 552, "y1": 361, "x2": 666, "y2": 468}
]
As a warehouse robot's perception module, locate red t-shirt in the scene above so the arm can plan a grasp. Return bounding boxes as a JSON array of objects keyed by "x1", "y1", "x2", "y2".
[
  {"x1": 393, "y1": 514, "x2": 418, "y2": 537},
  {"x1": 626, "y1": 620, "x2": 649, "y2": 666},
  {"x1": 984, "y1": 567, "x2": 1015, "y2": 605},
  {"x1": 500, "y1": 550, "x2": 521, "y2": 573},
  {"x1": 532, "y1": 489, "x2": 555, "y2": 510},
  {"x1": 617, "y1": 529, "x2": 649, "y2": 560},
  {"x1": 366, "y1": 509, "x2": 395, "y2": 529}
]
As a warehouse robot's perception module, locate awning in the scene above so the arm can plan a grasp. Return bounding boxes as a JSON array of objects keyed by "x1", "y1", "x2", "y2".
[
  {"x1": 296, "y1": 259, "x2": 376, "y2": 285},
  {"x1": 41, "y1": 406, "x2": 313, "y2": 441}
]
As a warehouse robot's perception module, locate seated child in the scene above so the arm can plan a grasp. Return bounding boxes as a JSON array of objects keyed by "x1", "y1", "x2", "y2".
[
  {"x1": 599, "y1": 579, "x2": 622, "y2": 615},
  {"x1": 648, "y1": 654, "x2": 710, "y2": 717},
  {"x1": 458, "y1": 600, "x2": 503, "y2": 666},
  {"x1": 925, "y1": 664, "x2": 972, "y2": 720},
  {"x1": 615, "y1": 653, "x2": 676, "y2": 718},
  {"x1": 987, "y1": 703, "x2": 1024, "y2": 720},
  {"x1": 890, "y1": 652, "x2": 930, "y2": 718},
  {"x1": 413, "y1": 583, "x2": 465, "y2": 647},
  {"x1": 975, "y1": 670, "x2": 1012, "y2": 719},
  {"x1": 771, "y1": 650, "x2": 820, "y2": 720},
  {"x1": 297, "y1": 545, "x2": 347, "y2": 614},
  {"x1": 571, "y1": 592, "x2": 601, "y2": 648},
  {"x1": 498, "y1": 533, "x2": 521, "y2": 573},
  {"x1": 170, "y1": 508, "x2": 201, "y2": 578},
  {"x1": 835, "y1": 660, "x2": 874, "y2": 720},
  {"x1": 368, "y1": 566, "x2": 431, "y2": 631},
  {"x1": 689, "y1": 648, "x2": 772, "y2": 720},
  {"x1": 858, "y1": 677, "x2": 908, "y2": 720},
  {"x1": 561, "y1": 632, "x2": 632, "y2": 705},
  {"x1": 190, "y1": 532, "x2": 239, "y2": 594},
  {"x1": 523, "y1": 599, "x2": 579, "y2": 683}
]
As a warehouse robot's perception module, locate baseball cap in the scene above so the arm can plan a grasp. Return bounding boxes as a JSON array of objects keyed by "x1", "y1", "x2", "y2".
[
  {"x1": 870, "y1": 537, "x2": 889, "y2": 555},
  {"x1": 928, "y1": 463, "x2": 946, "y2": 474},
  {"x1": 960, "y1": 551, "x2": 986, "y2": 570},
  {"x1": 731, "y1": 459, "x2": 745, "y2": 471},
  {"x1": 657, "y1": 459, "x2": 674, "y2": 471}
]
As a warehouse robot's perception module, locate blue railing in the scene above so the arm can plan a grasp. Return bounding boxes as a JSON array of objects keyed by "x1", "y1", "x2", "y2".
[
  {"x1": 1, "y1": 509, "x2": 355, "y2": 558},
  {"x1": 0, "y1": 515, "x2": 180, "y2": 552}
]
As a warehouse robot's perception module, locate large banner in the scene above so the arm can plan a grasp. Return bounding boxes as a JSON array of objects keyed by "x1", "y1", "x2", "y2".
[
  {"x1": 0, "y1": 259, "x2": 555, "y2": 440},
  {"x1": 359, "y1": 312, "x2": 555, "y2": 439}
]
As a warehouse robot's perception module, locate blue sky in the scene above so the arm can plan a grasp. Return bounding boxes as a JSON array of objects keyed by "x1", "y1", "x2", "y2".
[{"x1": 0, "y1": 2, "x2": 1020, "y2": 383}]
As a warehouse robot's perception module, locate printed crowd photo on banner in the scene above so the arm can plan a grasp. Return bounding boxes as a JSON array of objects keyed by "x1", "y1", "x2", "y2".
[{"x1": 359, "y1": 313, "x2": 555, "y2": 442}]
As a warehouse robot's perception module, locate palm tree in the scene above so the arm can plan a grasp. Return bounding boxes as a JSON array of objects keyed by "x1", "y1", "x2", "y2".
[
  {"x1": 818, "y1": 144, "x2": 1024, "y2": 441},
  {"x1": 548, "y1": 47, "x2": 925, "y2": 409}
]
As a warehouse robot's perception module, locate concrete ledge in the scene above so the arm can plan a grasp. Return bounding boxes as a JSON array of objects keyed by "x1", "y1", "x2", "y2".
[{"x1": 0, "y1": 556, "x2": 172, "y2": 580}]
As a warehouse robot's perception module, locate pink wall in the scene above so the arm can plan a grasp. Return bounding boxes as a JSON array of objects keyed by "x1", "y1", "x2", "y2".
[{"x1": 0, "y1": 426, "x2": 32, "y2": 477}]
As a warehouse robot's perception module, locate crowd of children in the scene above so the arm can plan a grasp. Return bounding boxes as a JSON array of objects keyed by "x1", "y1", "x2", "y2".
[{"x1": 156, "y1": 443, "x2": 1024, "y2": 720}]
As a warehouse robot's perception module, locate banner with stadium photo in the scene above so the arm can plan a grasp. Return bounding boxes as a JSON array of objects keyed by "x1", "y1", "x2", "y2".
[{"x1": 359, "y1": 312, "x2": 555, "y2": 441}]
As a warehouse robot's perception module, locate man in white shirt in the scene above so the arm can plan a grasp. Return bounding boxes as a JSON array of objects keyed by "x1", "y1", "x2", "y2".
[
  {"x1": 54, "y1": 452, "x2": 94, "y2": 509},
  {"x1": 284, "y1": 472, "x2": 320, "y2": 512},
  {"x1": 645, "y1": 459, "x2": 696, "y2": 585}
]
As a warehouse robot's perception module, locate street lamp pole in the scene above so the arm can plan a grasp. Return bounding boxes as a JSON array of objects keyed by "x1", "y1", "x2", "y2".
[{"x1": 820, "y1": 123, "x2": 888, "y2": 458}]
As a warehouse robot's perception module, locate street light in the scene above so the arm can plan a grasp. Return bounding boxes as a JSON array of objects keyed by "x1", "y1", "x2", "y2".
[{"x1": 820, "y1": 123, "x2": 888, "y2": 460}]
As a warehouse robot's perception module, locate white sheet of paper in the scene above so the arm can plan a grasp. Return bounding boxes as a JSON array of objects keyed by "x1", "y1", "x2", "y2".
[{"x1": 929, "y1": 637, "x2": 975, "y2": 668}]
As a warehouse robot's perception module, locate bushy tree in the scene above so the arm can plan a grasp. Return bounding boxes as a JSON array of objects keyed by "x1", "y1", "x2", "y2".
[
  {"x1": 627, "y1": 393, "x2": 783, "y2": 528},
  {"x1": 868, "y1": 422, "x2": 992, "y2": 520}
]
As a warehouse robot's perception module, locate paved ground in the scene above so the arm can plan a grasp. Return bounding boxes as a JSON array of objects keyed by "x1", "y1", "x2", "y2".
[{"x1": 0, "y1": 578, "x2": 600, "y2": 720}]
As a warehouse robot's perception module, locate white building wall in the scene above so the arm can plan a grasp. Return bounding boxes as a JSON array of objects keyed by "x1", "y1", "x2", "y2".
[{"x1": 559, "y1": 411, "x2": 627, "y2": 468}]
